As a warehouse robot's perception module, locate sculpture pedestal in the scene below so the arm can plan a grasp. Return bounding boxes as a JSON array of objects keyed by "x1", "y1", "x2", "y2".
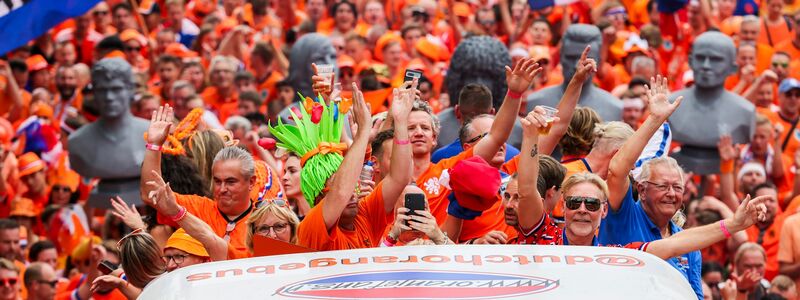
[{"x1": 670, "y1": 145, "x2": 721, "y2": 175}]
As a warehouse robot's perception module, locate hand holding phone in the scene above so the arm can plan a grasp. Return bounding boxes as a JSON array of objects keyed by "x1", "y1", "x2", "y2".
[
  {"x1": 403, "y1": 69, "x2": 423, "y2": 84},
  {"x1": 404, "y1": 193, "x2": 426, "y2": 226}
]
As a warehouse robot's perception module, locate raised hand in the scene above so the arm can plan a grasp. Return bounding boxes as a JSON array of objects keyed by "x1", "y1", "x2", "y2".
[
  {"x1": 388, "y1": 207, "x2": 413, "y2": 239},
  {"x1": 729, "y1": 194, "x2": 769, "y2": 230},
  {"x1": 390, "y1": 86, "x2": 415, "y2": 123},
  {"x1": 475, "y1": 230, "x2": 508, "y2": 244},
  {"x1": 147, "y1": 105, "x2": 174, "y2": 145},
  {"x1": 350, "y1": 82, "x2": 371, "y2": 137},
  {"x1": 110, "y1": 196, "x2": 145, "y2": 231},
  {"x1": 408, "y1": 210, "x2": 449, "y2": 244},
  {"x1": 144, "y1": 170, "x2": 180, "y2": 216},
  {"x1": 572, "y1": 45, "x2": 597, "y2": 83},
  {"x1": 717, "y1": 135, "x2": 737, "y2": 162},
  {"x1": 644, "y1": 75, "x2": 682, "y2": 121},
  {"x1": 520, "y1": 106, "x2": 557, "y2": 137},
  {"x1": 505, "y1": 58, "x2": 543, "y2": 94},
  {"x1": 311, "y1": 63, "x2": 334, "y2": 99}
]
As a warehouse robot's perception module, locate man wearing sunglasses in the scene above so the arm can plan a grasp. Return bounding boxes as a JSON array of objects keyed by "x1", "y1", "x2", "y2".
[
  {"x1": 23, "y1": 262, "x2": 57, "y2": 300},
  {"x1": 0, "y1": 258, "x2": 18, "y2": 300}
]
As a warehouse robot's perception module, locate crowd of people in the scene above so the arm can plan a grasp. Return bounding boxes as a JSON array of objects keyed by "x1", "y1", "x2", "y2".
[{"x1": 0, "y1": 0, "x2": 799, "y2": 299}]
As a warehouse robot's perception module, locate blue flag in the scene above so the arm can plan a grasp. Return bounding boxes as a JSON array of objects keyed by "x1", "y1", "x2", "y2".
[
  {"x1": 528, "y1": 0, "x2": 555, "y2": 10},
  {"x1": 0, "y1": 0, "x2": 102, "y2": 55}
]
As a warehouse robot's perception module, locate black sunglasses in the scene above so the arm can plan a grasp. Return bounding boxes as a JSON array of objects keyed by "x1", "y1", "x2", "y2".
[
  {"x1": 464, "y1": 132, "x2": 488, "y2": 144},
  {"x1": 37, "y1": 280, "x2": 58, "y2": 288},
  {"x1": 565, "y1": 196, "x2": 604, "y2": 212}
]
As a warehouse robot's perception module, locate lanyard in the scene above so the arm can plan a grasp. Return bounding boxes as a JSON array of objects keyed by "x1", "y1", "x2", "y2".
[{"x1": 219, "y1": 204, "x2": 253, "y2": 242}]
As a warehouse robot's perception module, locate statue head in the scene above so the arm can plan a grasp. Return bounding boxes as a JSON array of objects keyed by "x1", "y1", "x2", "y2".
[
  {"x1": 91, "y1": 58, "x2": 134, "y2": 120},
  {"x1": 288, "y1": 33, "x2": 337, "y2": 99},
  {"x1": 689, "y1": 32, "x2": 737, "y2": 89},
  {"x1": 446, "y1": 35, "x2": 510, "y2": 109},
  {"x1": 561, "y1": 25, "x2": 602, "y2": 84}
]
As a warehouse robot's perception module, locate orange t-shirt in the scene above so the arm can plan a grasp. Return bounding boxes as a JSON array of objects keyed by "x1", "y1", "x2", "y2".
[
  {"x1": 157, "y1": 194, "x2": 252, "y2": 255},
  {"x1": 256, "y1": 71, "x2": 284, "y2": 103},
  {"x1": 417, "y1": 148, "x2": 475, "y2": 224},
  {"x1": 755, "y1": 43, "x2": 776, "y2": 74},
  {"x1": 552, "y1": 158, "x2": 593, "y2": 219},
  {"x1": 775, "y1": 40, "x2": 800, "y2": 62},
  {"x1": 458, "y1": 195, "x2": 516, "y2": 242},
  {"x1": 746, "y1": 213, "x2": 787, "y2": 280},
  {"x1": 777, "y1": 213, "x2": 800, "y2": 295},
  {"x1": 763, "y1": 110, "x2": 800, "y2": 159},
  {"x1": 297, "y1": 182, "x2": 390, "y2": 250},
  {"x1": 201, "y1": 87, "x2": 239, "y2": 123}
]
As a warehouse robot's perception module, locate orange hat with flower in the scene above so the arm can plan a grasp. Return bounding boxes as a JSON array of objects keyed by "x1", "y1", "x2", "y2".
[{"x1": 17, "y1": 152, "x2": 45, "y2": 177}]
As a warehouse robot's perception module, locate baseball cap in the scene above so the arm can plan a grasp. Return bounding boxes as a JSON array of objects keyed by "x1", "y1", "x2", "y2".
[
  {"x1": 25, "y1": 55, "x2": 48, "y2": 72},
  {"x1": 779, "y1": 78, "x2": 800, "y2": 94},
  {"x1": 17, "y1": 152, "x2": 45, "y2": 177},
  {"x1": 165, "y1": 228, "x2": 210, "y2": 258},
  {"x1": 10, "y1": 198, "x2": 36, "y2": 218}
]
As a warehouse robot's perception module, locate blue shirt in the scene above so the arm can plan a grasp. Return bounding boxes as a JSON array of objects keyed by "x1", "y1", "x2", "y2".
[
  {"x1": 431, "y1": 139, "x2": 520, "y2": 163},
  {"x1": 599, "y1": 187, "x2": 703, "y2": 300}
]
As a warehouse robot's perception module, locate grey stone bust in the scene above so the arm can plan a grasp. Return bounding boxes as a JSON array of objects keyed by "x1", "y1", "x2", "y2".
[
  {"x1": 286, "y1": 33, "x2": 337, "y2": 101},
  {"x1": 526, "y1": 24, "x2": 622, "y2": 122},
  {"x1": 669, "y1": 32, "x2": 755, "y2": 174},
  {"x1": 446, "y1": 35, "x2": 511, "y2": 110},
  {"x1": 68, "y1": 58, "x2": 150, "y2": 208}
]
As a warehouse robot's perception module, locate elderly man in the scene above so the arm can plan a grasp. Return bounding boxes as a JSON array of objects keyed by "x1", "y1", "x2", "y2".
[
  {"x1": 24, "y1": 263, "x2": 57, "y2": 300},
  {"x1": 733, "y1": 243, "x2": 772, "y2": 299},
  {"x1": 141, "y1": 105, "x2": 257, "y2": 257},
  {"x1": 201, "y1": 56, "x2": 239, "y2": 123}
]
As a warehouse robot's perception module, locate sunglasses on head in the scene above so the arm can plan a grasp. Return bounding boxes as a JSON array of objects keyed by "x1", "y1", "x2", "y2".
[
  {"x1": 255, "y1": 198, "x2": 289, "y2": 209},
  {"x1": 565, "y1": 196, "x2": 604, "y2": 212},
  {"x1": 464, "y1": 132, "x2": 488, "y2": 144},
  {"x1": 0, "y1": 278, "x2": 17, "y2": 287}
]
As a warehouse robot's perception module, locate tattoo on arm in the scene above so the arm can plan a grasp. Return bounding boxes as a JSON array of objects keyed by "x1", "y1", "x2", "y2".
[{"x1": 530, "y1": 144, "x2": 538, "y2": 157}]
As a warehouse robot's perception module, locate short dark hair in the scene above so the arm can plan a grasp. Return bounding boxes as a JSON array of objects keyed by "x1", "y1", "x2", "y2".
[
  {"x1": 8, "y1": 59, "x2": 27, "y2": 73},
  {"x1": 239, "y1": 91, "x2": 262, "y2": 107},
  {"x1": 157, "y1": 54, "x2": 182, "y2": 69},
  {"x1": 629, "y1": 77, "x2": 649, "y2": 89},
  {"x1": 235, "y1": 71, "x2": 255, "y2": 83},
  {"x1": 459, "y1": 114, "x2": 494, "y2": 147},
  {"x1": 401, "y1": 24, "x2": 425, "y2": 38},
  {"x1": 371, "y1": 129, "x2": 395, "y2": 157},
  {"x1": 28, "y1": 240, "x2": 56, "y2": 262},
  {"x1": 276, "y1": 79, "x2": 292, "y2": 89},
  {"x1": 457, "y1": 84, "x2": 493, "y2": 120},
  {"x1": 752, "y1": 182, "x2": 777, "y2": 195},
  {"x1": 701, "y1": 261, "x2": 724, "y2": 277},
  {"x1": 113, "y1": 2, "x2": 133, "y2": 14},
  {"x1": 537, "y1": 155, "x2": 566, "y2": 196},
  {"x1": 331, "y1": 0, "x2": 358, "y2": 21},
  {"x1": 24, "y1": 263, "x2": 48, "y2": 287},
  {"x1": 96, "y1": 35, "x2": 125, "y2": 53},
  {"x1": 250, "y1": 42, "x2": 275, "y2": 65},
  {"x1": 0, "y1": 219, "x2": 19, "y2": 231}
]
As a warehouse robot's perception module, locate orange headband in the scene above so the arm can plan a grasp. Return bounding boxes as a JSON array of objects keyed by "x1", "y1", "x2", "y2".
[{"x1": 300, "y1": 142, "x2": 348, "y2": 166}]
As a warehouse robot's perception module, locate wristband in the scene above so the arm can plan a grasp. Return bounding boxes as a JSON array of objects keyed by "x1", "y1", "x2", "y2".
[
  {"x1": 720, "y1": 220, "x2": 732, "y2": 238},
  {"x1": 394, "y1": 139, "x2": 410, "y2": 145},
  {"x1": 145, "y1": 143, "x2": 162, "y2": 151},
  {"x1": 170, "y1": 206, "x2": 187, "y2": 222},
  {"x1": 720, "y1": 159, "x2": 735, "y2": 174},
  {"x1": 507, "y1": 90, "x2": 523, "y2": 99},
  {"x1": 383, "y1": 234, "x2": 397, "y2": 247}
]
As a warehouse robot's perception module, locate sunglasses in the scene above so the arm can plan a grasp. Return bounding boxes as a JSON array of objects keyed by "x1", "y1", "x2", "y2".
[
  {"x1": 255, "y1": 198, "x2": 289, "y2": 209},
  {"x1": 773, "y1": 62, "x2": 789, "y2": 68},
  {"x1": 786, "y1": 91, "x2": 800, "y2": 98},
  {"x1": 464, "y1": 132, "x2": 488, "y2": 145},
  {"x1": 0, "y1": 278, "x2": 17, "y2": 287},
  {"x1": 37, "y1": 280, "x2": 58, "y2": 288},
  {"x1": 52, "y1": 186, "x2": 71, "y2": 192},
  {"x1": 124, "y1": 46, "x2": 141, "y2": 52},
  {"x1": 565, "y1": 196, "x2": 604, "y2": 212}
]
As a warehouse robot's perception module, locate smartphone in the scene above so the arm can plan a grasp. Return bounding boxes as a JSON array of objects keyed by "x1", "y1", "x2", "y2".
[
  {"x1": 97, "y1": 260, "x2": 118, "y2": 275},
  {"x1": 403, "y1": 69, "x2": 423, "y2": 83},
  {"x1": 404, "y1": 193, "x2": 426, "y2": 226}
]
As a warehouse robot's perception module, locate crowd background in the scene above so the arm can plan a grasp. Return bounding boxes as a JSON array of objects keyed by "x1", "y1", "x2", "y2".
[{"x1": 0, "y1": 0, "x2": 799, "y2": 299}]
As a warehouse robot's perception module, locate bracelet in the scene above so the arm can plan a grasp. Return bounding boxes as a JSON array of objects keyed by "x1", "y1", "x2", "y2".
[
  {"x1": 507, "y1": 90, "x2": 523, "y2": 99},
  {"x1": 720, "y1": 220, "x2": 732, "y2": 238},
  {"x1": 720, "y1": 159, "x2": 735, "y2": 174},
  {"x1": 385, "y1": 232, "x2": 398, "y2": 245},
  {"x1": 394, "y1": 139, "x2": 410, "y2": 145},
  {"x1": 145, "y1": 143, "x2": 162, "y2": 151},
  {"x1": 170, "y1": 206, "x2": 187, "y2": 222}
]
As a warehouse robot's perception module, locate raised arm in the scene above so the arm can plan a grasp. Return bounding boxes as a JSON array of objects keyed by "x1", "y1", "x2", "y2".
[
  {"x1": 717, "y1": 135, "x2": 740, "y2": 211},
  {"x1": 473, "y1": 58, "x2": 542, "y2": 163},
  {"x1": 607, "y1": 76, "x2": 682, "y2": 211},
  {"x1": 0, "y1": 62, "x2": 24, "y2": 123},
  {"x1": 320, "y1": 83, "x2": 372, "y2": 230},
  {"x1": 517, "y1": 108, "x2": 553, "y2": 231},
  {"x1": 146, "y1": 170, "x2": 227, "y2": 261},
  {"x1": 540, "y1": 45, "x2": 596, "y2": 155},
  {"x1": 645, "y1": 194, "x2": 769, "y2": 260},
  {"x1": 140, "y1": 105, "x2": 174, "y2": 206},
  {"x1": 381, "y1": 87, "x2": 414, "y2": 212}
]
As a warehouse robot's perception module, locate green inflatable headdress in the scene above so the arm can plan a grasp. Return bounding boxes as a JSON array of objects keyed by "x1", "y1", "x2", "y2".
[{"x1": 269, "y1": 93, "x2": 351, "y2": 208}]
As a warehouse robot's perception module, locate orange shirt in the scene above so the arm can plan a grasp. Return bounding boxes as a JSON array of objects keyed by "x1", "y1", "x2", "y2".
[
  {"x1": 417, "y1": 148, "x2": 475, "y2": 223},
  {"x1": 552, "y1": 158, "x2": 592, "y2": 220},
  {"x1": 775, "y1": 40, "x2": 800, "y2": 61},
  {"x1": 758, "y1": 18, "x2": 794, "y2": 48},
  {"x1": 763, "y1": 110, "x2": 800, "y2": 159},
  {"x1": 201, "y1": 87, "x2": 239, "y2": 123},
  {"x1": 157, "y1": 194, "x2": 252, "y2": 255},
  {"x1": 256, "y1": 71, "x2": 284, "y2": 102},
  {"x1": 297, "y1": 182, "x2": 390, "y2": 250},
  {"x1": 746, "y1": 213, "x2": 787, "y2": 280},
  {"x1": 777, "y1": 213, "x2": 800, "y2": 295},
  {"x1": 755, "y1": 43, "x2": 776, "y2": 74},
  {"x1": 459, "y1": 195, "x2": 515, "y2": 242}
]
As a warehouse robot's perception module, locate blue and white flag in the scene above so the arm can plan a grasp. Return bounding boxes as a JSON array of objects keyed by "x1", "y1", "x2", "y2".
[{"x1": 0, "y1": 0, "x2": 102, "y2": 55}]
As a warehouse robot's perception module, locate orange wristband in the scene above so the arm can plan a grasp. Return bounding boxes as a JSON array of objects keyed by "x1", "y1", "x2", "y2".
[{"x1": 720, "y1": 159, "x2": 735, "y2": 174}]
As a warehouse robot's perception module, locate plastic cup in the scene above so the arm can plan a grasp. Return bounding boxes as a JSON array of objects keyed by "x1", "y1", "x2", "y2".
[{"x1": 539, "y1": 106, "x2": 558, "y2": 135}]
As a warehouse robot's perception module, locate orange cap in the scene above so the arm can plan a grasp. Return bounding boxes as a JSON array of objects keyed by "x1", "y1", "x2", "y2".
[
  {"x1": 119, "y1": 29, "x2": 147, "y2": 45},
  {"x1": 17, "y1": 152, "x2": 45, "y2": 177},
  {"x1": 10, "y1": 198, "x2": 36, "y2": 218},
  {"x1": 337, "y1": 55, "x2": 356, "y2": 69},
  {"x1": 165, "y1": 43, "x2": 199, "y2": 59},
  {"x1": 374, "y1": 33, "x2": 403, "y2": 63},
  {"x1": 453, "y1": 2, "x2": 471, "y2": 17},
  {"x1": 26, "y1": 55, "x2": 48, "y2": 72},
  {"x1": 30, "y1": 102, "x2": 54, "y2": 119},
  {"x1": 165, "y1": 228, "x2": 210, "y2": 258}
]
